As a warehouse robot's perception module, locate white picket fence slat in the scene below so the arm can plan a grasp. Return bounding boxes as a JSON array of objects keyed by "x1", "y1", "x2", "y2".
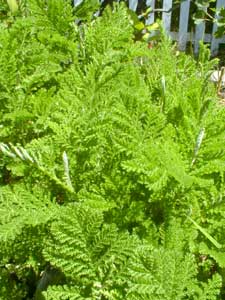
[
  {"x1": 162, "y1": 0, "x2": 172, "y2": 33},
  {"x1": 211, "y1": 0, "x2": 224, "y2": 55},
  {"x1": 146, "y1": 0, "x2": 155, "y2": 25},
  {"x1": 129, "y1": 0, "x2": 138, "y2": 11},
  {"x1": 73, "y1": 0, "x2": 225, "y2": 55},
  {"x1": 194, "y1": 5, "x2": 207, "y2": 54},
  {"x1": 179, "y1": 0, "x2": 190, "y2": 51}
]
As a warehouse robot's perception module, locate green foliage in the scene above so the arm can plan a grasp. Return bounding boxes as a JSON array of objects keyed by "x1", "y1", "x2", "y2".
[
  {"x1": 126, "y1": 220, "x2": 222, "y2": 300},
  {"x1": 74, "y1": 0, "x2": 100, "y2": 22},
  {"x1": 0, "y1": 1, "x2": 225, "y2": 299},
  {"x1": 216, "y1": 7, "x2": 225, "y2": 38},
  {"x1": 42, "y1": 203, "x2": 137, "y2": 299}
]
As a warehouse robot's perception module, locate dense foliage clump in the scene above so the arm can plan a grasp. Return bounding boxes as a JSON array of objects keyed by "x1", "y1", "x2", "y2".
[{"x1": 1, "y1": 1, "x2": 225, "y2": 299}]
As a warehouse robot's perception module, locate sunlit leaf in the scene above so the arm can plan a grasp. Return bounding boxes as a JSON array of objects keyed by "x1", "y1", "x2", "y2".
[
  {"x1": 7, "y1": 0, "x2": 18, "y2": 14},
  {"x1": 146, "y1": 22, "x2": 160, "y2": 31},
  {"x1": 134, "y1": 22, "x2": 145, "y2": 31},
  {"x1": 188, "y1": 217, "x2": 222, "y2": 249}
]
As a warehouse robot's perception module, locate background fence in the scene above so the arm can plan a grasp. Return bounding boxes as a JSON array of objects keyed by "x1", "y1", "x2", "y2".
[{"x1": 74, "y1": 0, "x2": 225, "y2": 55}]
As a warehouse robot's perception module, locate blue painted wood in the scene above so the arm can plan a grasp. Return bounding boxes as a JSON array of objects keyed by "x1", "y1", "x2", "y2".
[{"x1": 178, "y1": 0, "x2": 190, "y2": 51}]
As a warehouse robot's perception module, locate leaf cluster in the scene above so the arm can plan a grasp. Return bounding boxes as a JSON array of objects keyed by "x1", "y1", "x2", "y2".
[{"x1": 0, "y1": 1, "x2": 225, "y2": 299}]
